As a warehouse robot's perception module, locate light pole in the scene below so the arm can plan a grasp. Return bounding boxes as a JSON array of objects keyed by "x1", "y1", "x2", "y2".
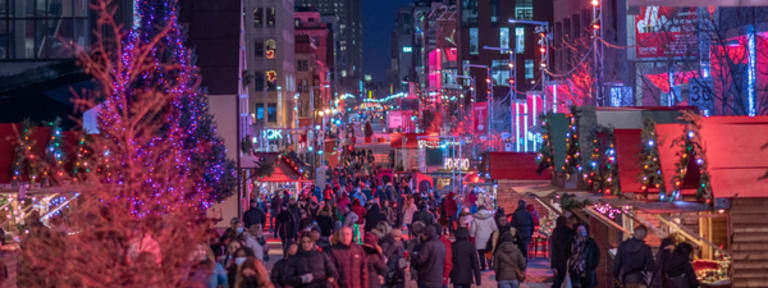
[{"x1": 467, "y1": 64, "x2": 491, "y2": 138}]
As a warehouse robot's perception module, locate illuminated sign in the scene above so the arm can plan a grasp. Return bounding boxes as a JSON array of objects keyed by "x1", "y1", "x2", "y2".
[
  {"x1": 266, "y1": 70, "x2": 278, "y2": 83},
  {"x1": 262, "y1": 129, "x2": 283, "y2": 140},
  {"x1": 402, "y1": 46, "x2": 413, "y2": 53},
  {"x1": 444, "y1": 158, "x2": 470, "y2": 170},
  {"x1": 265, "y1": 39, "x2": 276, "y2": 59}
]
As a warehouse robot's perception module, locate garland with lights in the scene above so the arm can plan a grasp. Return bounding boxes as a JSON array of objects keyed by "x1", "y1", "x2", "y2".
[
  {"x1": 11, "y1": 119, "x2": 39, "y2": 185},
  {"x1": 582, "y1": 127, "x2": 620, "y2": 195},
  {"x1": 72, "y1": 133, "x2": 92, "y2": 181},
  {"x1": 562, "y1": 106, "x2": 582, "y2": 176},
  {"x1": 669, "y1": 111, "x2": 712, "y2": 202},
  {"x1": 42, "y1": 117, "x2": 66, "y2": 186},
  {"x1": 536, "y1": 113, "x2": 554, "y2": 174},
  {"x1": 637, "y1": 119, "x2": 667, "y2": 200}
]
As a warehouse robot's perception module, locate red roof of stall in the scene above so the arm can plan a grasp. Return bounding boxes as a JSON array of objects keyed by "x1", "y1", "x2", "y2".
[
  {"x1": 699, "y1": 116, "x2": 768, "y2": 198},
  {"x1": 489, "y1": 152, "x2": 551, "y2": 180},
  {"x1": 654, "y1": 123, "x2": 698, "y2": 196},
  {"x1": 253, "y1": 153, "x2": 303, "y2": 182},
  {"x1": 614, "y1": 129, "x2": 644, "y2": 193},
  {"x1": 389, "y1": 132, "x2": 439, "y2": 149}
]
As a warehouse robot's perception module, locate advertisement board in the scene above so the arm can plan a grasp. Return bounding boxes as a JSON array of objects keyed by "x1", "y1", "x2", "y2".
[
  {"x1": 388, "y1": 111, "x2": 404, "y2": 129},
  {"x1": 635, "y1": 6, "x2": 698, "y2": 58},
  {"x1": 472, "y1": 102, "x2": 488, "y2": 133}
]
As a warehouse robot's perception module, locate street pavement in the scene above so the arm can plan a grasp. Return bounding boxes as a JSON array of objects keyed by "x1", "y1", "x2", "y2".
[{"x1": 263, "y1": 236, "x2": 554, "y2": 288}]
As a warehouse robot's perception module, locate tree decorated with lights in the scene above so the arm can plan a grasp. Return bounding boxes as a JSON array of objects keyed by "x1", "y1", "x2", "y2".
[
  {"x1": 562, "y1": 106, "x2": 582, "y2": 176},
  {"x1": 669, "y1": 111, "x2": 712, "y2": 202},
  {"x1": 20, "y1": 1, "x2": 230, "y2": 286},
  {"x1": 536, "y1": 113, "x2": 554, "y2": 174},
  {"x1": 637, "y1": 119, "x2": 667, "y2": 200},
  {"x1": 41, "y1": 117, "x2": 66, "y2": 186},
  {"x1": 11, "y1": 119, "x2": 39, "y2": 185},
  {"x1": 582, "y1": 126, "x2": 620, "y2": 195}
]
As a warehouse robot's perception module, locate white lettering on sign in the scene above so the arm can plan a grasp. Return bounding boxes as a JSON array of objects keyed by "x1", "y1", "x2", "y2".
[
  {"x1": 263, "y1": 129, "x2": 283, "y2": 140},
  {"x1": 444, "y1": 158, "x2": 470, "y2": 170}
]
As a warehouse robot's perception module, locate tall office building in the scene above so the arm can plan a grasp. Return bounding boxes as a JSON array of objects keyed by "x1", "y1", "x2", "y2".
[
  {"x1": 246, "y1": 0, "x2": 296, "y2": 129},
  {"x1": 296, "y1": 0, "x2": 361, "y2": 94}
]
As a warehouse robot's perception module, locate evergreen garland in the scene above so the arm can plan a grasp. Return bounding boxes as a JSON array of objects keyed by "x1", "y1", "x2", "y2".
[
  {"x1": 43, "y1": 117, "x2": 66, "y2": 185},
  {"x1": 583, "y1": 126, "x2": 620, "y2": 195},
  {"x1": 72, "y1": 132, "x2": 92, "y2": 182},
  {"x1": 637, "y1": 119, "x2": 667, "y2": 200},
  {"x1": 670, "y1": 111, "x2": 712, "y2": 202},
  {"x1": 562, "y1": 106, "x2": 582, "y2": 176},
  {"x1": 11, "y1": 119, "x2": 38, "y2": 185},
  {"x1": 536, "y1": 113, "x2": 554, "y2": 174}
]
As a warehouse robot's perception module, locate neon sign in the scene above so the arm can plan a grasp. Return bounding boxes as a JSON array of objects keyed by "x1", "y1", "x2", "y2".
[
  {"x1": 262, "y1": 129, "x2": 283, "y2": 140},
  {"x1": 444, "y1": 158, "x2": 470, "y2": 171}
]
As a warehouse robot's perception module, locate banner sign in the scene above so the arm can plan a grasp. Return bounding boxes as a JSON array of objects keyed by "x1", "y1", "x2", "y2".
[{"x1": 635, "y1": 6, "x2": 698, "y2": 58}]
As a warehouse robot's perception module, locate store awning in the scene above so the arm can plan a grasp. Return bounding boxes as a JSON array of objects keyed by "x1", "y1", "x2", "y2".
[
  {"x1": 489, "y1": 152, "x2": 551, "y2": 180},
  {"x1": 614, "y1": 129, "x2": 644, "y2": 193},
  {"x1": 699, "y1": 116, "x2": 768, "y2": 198}
]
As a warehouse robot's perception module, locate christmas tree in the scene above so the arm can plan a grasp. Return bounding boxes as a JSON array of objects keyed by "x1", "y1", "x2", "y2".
[{"x1": 20, "y1": 1, "x2": 228, "y2": 286}]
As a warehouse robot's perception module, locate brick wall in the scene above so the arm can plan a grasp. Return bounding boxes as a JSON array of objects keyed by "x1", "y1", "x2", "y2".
[{"x1": 496, "y1": 180, "x2": 550, "y2": 220}]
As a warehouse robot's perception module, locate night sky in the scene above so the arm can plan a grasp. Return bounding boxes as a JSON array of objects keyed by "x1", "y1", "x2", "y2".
[{"x1": 362, "y1": 0, "x2": 414, "y2": 83}]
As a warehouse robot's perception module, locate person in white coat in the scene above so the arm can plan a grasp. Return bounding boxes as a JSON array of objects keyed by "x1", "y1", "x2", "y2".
[{"x1": 470, "y1": 206, "x2": 497, "y2": 271}]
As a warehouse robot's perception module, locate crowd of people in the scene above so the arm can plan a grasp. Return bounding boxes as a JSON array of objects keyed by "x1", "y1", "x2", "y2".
[{"x1": 199, "y1": 148, "x2": 701, "y2": 288}]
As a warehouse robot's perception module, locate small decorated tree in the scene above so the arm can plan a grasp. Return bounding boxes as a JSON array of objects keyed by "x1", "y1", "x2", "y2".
[
  {"x1": 669, "y1": 111, "x2": 713, "y2": 202},
  {"x1": 637, "y1": 119, "x2": 667, "y2": 200},
  {"x1": 536, "y1": 114, "x2": 554, "y2": 174},
  {"x1": 11, "y1": 119, "x2": 38, "y2": 185},
  {"x1": 562, "y1": 106, "x2": 582, "y2": 176}
]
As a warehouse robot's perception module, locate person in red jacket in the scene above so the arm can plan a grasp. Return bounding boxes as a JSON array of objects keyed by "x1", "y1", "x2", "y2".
[
  {"x1": 441, "y1": 192, "x2": 458, "y2": 234},
  {"x1": 435, "y1": 224, "x2": 453, "y2": 287},
  {"x1": 328, "y1": 227, "x2": 369, "y2": 288}
]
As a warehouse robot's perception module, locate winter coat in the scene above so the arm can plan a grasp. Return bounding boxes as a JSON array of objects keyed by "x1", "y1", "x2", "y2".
[
  {"x1": 442, "y1": 194, "x2": 458, "y2": 218},
  {"x1": 550, "y1": 225, "x2": 574, "y2": 270},
  {"x1": 243, "y1": 207, "x2": 267, "y2": 229},
  {"x1": 284, "y1": 248, "x2": 338, "y2": 288},
  {"x1": 511, "y1": 206, "x2": 534, "y2": 240},
  {"x1": 613, "y1": 238, "x2": 655, "y2": 285},
  {"x1": 364, "y1": 205, "x2": 387, "y2": 232},
  {"x1": 411, "y1": 227, "x2": 445, "y2": 288},
  {"x1": 412, "y1": 208, "x2": 434, "y2": 226},
  {"x1": 569, "y1": 237, "x2": 601, "y2": 288},
  {"x1": 328, "y1": 242, "x2": 369, "y2": 288},
  {"x1": 663, "y1": 251, "x2": 699, "y2": 288},
  {"x1": 494, "y1": 241, "x2": 526, "y2": 281},
  {"x1": 363, "y1": 246, "x2": 388, "y2": 288},
  {"x1": 270, "y1": 258, "x2": 288, "y2": 288},
  {"x1": 470, "y1": 209, "x2": 498, "y2": 250},
  {"x1": 316, "y1": 211, "x2": 334, "y2": 237},
  {"x1": 403, "y1": 203, "x2": 417, "y2": 225},
  {"x1": 439, "y1": 235, "x2": 453, "y2": 286},
  {"x1": 450, "y1": 229, "x2": 481, "y2": 286}
]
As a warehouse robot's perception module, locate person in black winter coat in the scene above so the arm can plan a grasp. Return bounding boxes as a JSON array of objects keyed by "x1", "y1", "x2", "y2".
[
  {"x1": 284, "y1": 232, "x2": 339, "y2": 288},
  {"x1": 271, "y1": 242, "x2": 298, "y2": 288},
  {"x1": 363, "y1": 232, "x2": 388, "y2": 288},
  {"x1": 411, "y1": 203, "x2": 435, "y2": 226},
  {"x1": 276, "y1": 204, "x2": 298, "y2": 248},
  {"x1": 510, "y1": 199, "x2": 535, "y2": 260},
  {"x1": 243, "y1": 199, "x2": 267, "y2": 229},
  {"x1": 550, "y1": 216, "x2": 573, "y2": 288},
  {"x1": 364, "y1": 203, "x2": 388, "y2": 232},
  {"x1": 613, "y1": 225, "x2": 655, "y2": 287},
  {"x1": 568, "y1": 223, "x2": 600, "y2": 288},
  {"x1": 411, "y1": 225, "x2": 445, "y2": 288},
  {"x1": 663, "y1": 242, "x2": 699, "y2": 288},
  {"x1": 450, "y1": 228, "x2": 481, "y2": 288},
  {"x1": 650, "y1": 235, "x2": 678, "y2": 288}
]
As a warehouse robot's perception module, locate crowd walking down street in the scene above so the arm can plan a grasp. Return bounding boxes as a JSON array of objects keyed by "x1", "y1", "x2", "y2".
[{"x1": 198, "y1": 150, "x2": 701, "y2": 288}]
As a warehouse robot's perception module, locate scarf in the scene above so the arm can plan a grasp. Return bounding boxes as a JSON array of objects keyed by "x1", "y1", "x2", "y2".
[{"x1": 568, "y1": 237, "x2": 588, "y2": 276}]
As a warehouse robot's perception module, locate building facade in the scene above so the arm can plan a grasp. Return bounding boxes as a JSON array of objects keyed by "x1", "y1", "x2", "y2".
[
  {"x1": 294, "y1": 9, "x2": 331, "y2": 128},
  {"x1": 247, "y1": 0, "x2": 296, "y2": 129}
]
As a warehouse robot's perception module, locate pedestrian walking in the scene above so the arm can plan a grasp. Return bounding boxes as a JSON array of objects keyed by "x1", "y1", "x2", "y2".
[
  {"x1": 411, "y1": 225, "x2": 445, "y2": 288},
  {"x1": 613, "y1": 225, "x2": 654, "y2": 288},
  {"x1": 662, "y1": 243, "x2": 699, "y2": 288},
  {"x1": 550, "y1": 216, "x2": 574, "y2": 288},
  {"x1": 328, "y1": 227, "x2": 369, "y2": 288},
  {"x1": 284, "y1": 232, "x2": 338, "y2": 288},
  {"x1": 362, "y1": 232, "x2": 388, "y2": 288},
  {"x1": 234, "y1": 256, "x2": 273, "y2": 288},
  {"x1": 271, "y1": 242, "x2": 297, "y2": 288},
  {"x1": 510, "y1": 200, "x2": 534, "y2": 260},
  {"x1": 650, "y1": 234, "x2": 681, "y2": 288},
  {"x1": 450, "y1": 228, "x2": 482, "y2": 288},
  {"x1": 567, "y1": 223, "x2": 600, "y2": 288},
  {"x1": 412, "y1": 202, "x2": 435, "y2": 226},
  {"x1": 243, "y1": 199, "x2": 267, "y2": 229},
  {"x1": 470, "y1": 205, "x2": 497, "y2": 270},
  {"x1": 494, "y1": 231, "x2": 527, "y2": 288}
]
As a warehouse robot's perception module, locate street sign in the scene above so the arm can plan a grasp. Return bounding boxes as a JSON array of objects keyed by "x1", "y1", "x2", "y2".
[{"x1": 688, "y1": 78, "x2": 713, "y2": 113}]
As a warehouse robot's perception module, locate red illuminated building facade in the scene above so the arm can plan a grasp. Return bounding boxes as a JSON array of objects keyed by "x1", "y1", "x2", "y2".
[{"x1": 295, "y1": 9, "x2": 333, "y2": 128}]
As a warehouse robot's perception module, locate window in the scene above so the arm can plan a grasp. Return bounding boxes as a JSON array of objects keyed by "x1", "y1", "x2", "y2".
[
  {"x1": 500, "y1": 27, "x2": 510, "y2": 51},
  {"x1": 295, "y1": 19, "x2": 300, "y2": 28},
  {"x1": 265, "y1": 39, "x2": 276, "y2": 59},
  {"x1": 469, "y1": 27, "x2": 478, "y2": 55},
  {"x1": 515, "y1": 27, "x2": 525, "y2": 54},
  {"x1": 254, "y1": 41, "x2": 263, "y2": 57},
  {"x1": 492, "y1": 60, "x2": 510, "y2": 86},
  {"x1": 461, "y1": 0, "x2": 478, "y2": 26},
  {"x1": 299, "y1": 79, "x2": 308, "y2": 93},
  {"x1": 515, "y1": 0, "x2": 533, "y2": 20},
  {"x1": 254, "y1": 8, "x2": 263, "y2": 27},
  {"x1": 402, "y1": 46, "x2": 412, "y2": 53},
  {"x1": 297, "y1": 60, "x2": 309, "y2": 72},
  {"x1": 267, "y1": 104, "x2": 277, "y2": 123},
  {"x1": 491, "y1": 0, "x2": 498, "y2": 24},
  {"x1": 256, "y1": 105, "x2": 265, "y2": 121},
  {"x1": 4, "y1": 0, "x2": 88, "y2": 60},
  {"x1": 525, "y1": 59, "x2": 534, "y2": 79},
  {"x1": 266, "y1": 7, "x2": 276, "y2": 27},
  {"x1": 253, "y1": 71, "x2": 264, "y2": 91}
]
